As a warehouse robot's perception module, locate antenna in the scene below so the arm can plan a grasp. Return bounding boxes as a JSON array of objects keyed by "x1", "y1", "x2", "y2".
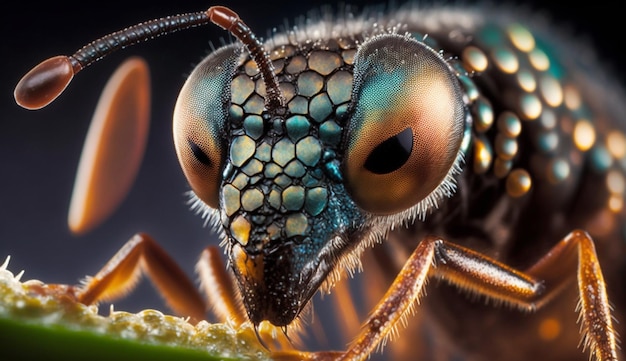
[
  {"x1": 14, "y1": 6, "x2": 284, "y2": 112},
  {"x1": 208, "y1": 6, "x2": 284, "y2": 112}
]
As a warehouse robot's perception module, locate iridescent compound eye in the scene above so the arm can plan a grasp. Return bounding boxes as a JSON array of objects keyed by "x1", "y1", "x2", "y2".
[
  {"x1": 344, "y1": 34, "x2": 466, "y2": 215},
  {"x1": 173, "y1": 45, "x2": 240, "y2": 209}
]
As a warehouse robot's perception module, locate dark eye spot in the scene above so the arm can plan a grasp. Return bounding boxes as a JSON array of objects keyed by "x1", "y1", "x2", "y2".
[
  {"x1": 188, "y1": 139, "x2": 212, "y2": 166},
  {"x1": 364, "y1": 127, "x2": 413, "y2": 174}
]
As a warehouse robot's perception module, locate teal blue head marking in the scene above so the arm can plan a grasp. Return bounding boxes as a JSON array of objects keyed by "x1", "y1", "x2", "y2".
[{"x1": 222, "y1": 44, "x2": 365, "y2": 325}]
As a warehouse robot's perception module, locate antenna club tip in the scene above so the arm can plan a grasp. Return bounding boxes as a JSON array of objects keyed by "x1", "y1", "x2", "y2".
[
  {"x1": 207, "y1": 6, "x2": 240, "y2": 30},
  {"x1": 14, "y1": 55, "x2": 75, "y2": 110}
]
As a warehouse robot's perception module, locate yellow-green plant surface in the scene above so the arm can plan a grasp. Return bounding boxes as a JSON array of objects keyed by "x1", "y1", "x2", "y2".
[{"x1": 0, "y1": 256, "x2": 271, "y2": 361}]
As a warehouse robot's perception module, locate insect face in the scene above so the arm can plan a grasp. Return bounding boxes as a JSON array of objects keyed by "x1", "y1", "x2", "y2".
[{"x1": 172, "y1": 20, "x2": 470, "y2": 325}]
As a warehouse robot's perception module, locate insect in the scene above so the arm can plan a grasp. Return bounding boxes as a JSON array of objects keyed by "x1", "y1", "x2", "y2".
[{"x1": 9, "y1": 1, "x2": 625, "y2": 360}]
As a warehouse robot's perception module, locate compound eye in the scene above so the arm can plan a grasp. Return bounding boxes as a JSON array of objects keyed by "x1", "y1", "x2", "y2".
[
  {"x1": 364, "y1": 127, "x2": 413, "y2": 174},
  {"x1": 344, "y1": 34, "x2": 466, "y2": 215},
  {"x1": 173, "y1": 45, "x2": 240, "y2": 209}
]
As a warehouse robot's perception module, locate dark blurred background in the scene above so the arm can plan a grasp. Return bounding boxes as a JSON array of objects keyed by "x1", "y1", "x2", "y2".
[{"x1": 0, "y1": 0, "x2": 622, "y2": 352}]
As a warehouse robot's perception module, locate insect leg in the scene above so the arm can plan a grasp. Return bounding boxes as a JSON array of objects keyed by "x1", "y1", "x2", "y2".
[
  {"x1": 330, "y1": 272, "x2": 361, "y2": 344},
  {"x1": 279, "y1": 233, "x2": 610, "y2": 361},
  {"x1": 272, "y1": 236, "x2": 441, "y2": 361},
  {"x1": 524, "y1": 230, "x2": 618, "y2": 361},
  {"x1": 76, "y1": 233, "x2": 206, "y2": 323},
  {"x1": 196, "y1": 246, "x2": 246, "y2": 325}
]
